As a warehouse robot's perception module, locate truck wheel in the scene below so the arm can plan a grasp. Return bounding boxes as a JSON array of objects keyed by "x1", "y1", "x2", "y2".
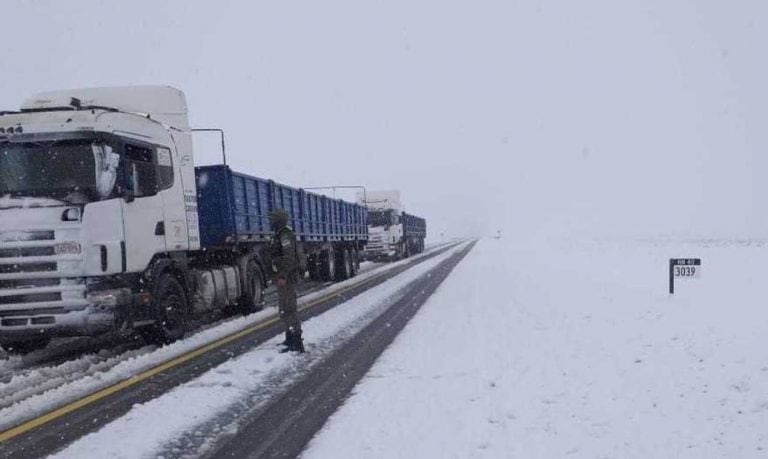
[
  {"x1": 239, "y1": 261, "x2": 264, "y2": 314},
  {"x1": 350, "y1": 249, "x2": 359, "y2": 277},
  {"x1": 1, "y1": 338, "x2": 50, "y2": 355},
  {"x1": 144, "y1": 274, "x2": 188, "y2": 344},
  {"x1": 336, "y1": 249, "x2": 352, "y2": 281},
  {"x1": 320, "y1": 247, "x2": 336, "y2": 281},
  {"x1": 307, "y1": 254, "x2": 320, "y2": 281}
]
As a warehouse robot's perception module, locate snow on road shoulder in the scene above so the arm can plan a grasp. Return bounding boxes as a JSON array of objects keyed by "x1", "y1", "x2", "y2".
[
  {"x1": 51, "y1": 242, "x2": 470, "y2": 459},
  {"x1": 303, "y1": 237, "x2": 768, "y2": 458}
]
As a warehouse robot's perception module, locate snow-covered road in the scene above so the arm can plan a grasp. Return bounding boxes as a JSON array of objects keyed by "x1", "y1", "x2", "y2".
[
  {"x1": 0, "y1": 245, "x2": 447, "y2": 432},
  {"x1": 304, "y1": 237, "x2": 768, "y2": 458},
  {"x1": 49, "y1": 242, "x2": 470, "y2": 458}
]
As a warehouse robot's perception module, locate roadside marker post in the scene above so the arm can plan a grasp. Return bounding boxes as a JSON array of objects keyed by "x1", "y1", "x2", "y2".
[{"x1": 669, "y1": 258, "x2": 701, "y2": 294}]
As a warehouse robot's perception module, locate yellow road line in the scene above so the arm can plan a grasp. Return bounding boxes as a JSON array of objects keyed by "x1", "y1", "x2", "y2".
[{"x1": 0, "y1": 264, "x2": 401, "y2": 444}]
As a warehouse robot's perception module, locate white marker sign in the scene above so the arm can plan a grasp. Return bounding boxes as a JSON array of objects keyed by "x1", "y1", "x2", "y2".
[{"x1": 669, "y1": 258, "x2": 701, "y2": 294}]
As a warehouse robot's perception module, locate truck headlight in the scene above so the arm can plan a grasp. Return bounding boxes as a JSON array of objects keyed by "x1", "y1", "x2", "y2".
[{"x1": 87, "y1": 288, "x2": 131, "y2": 308}]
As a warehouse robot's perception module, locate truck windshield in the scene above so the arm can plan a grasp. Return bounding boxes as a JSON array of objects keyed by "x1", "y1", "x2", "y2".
[
  {"x1": 0, "y1": 140, "x2": 118, "y2": 204},
  {"x1": 368, "y1": 209, "x2": 394, "y2": 226}
]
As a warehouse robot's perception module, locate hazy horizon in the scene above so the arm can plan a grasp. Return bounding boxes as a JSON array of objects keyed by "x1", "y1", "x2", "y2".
[{"x1": 2, "y1": 0, "x2": 765, "y2": 241}]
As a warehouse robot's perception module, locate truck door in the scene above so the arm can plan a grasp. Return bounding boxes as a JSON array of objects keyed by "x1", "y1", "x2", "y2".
[
  {"x1": 156, "y1": 145, "x2": 189, "y2": 251},
  {"x1": 169, "y1": 130, "x2": 200, "y2": 251},
  {"x1": 120, "y1": 143, "x2": 167, "y2": 272}
]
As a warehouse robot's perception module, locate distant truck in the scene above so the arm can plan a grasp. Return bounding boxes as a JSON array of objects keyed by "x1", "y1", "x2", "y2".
[
  {"x1": 358, "y1": 191, "x2": 426, "y2": 261},
  {"x1": 0, "y1": 86, "x2": 367, "y2": 352}
]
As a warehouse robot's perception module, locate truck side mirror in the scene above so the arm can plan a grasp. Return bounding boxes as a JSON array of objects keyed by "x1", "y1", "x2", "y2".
[{"x1": 123, "y1": 189, "x2": 135, "y2": 203}]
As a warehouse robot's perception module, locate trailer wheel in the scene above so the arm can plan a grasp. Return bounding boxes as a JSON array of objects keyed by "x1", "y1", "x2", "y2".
[
  {"x1": 307, "y1": 254, "x2": 321, "y2": 281},
  {"x1": 143, "y1": 274, "x2": 188, "y2": 344},
  {"x1": 239, "y1": 261, "x2": 264, "y2": 314},
  {"x1": 1, "y1": 338, "x2": 50, "y2": 355},
  {"x1": 320, "y1": 247, "x2": 336, "y2": 281},
  {"x1": 350, "y1": 249, "x2": 359, "y2": 277},
  {"x1": 336, "y1": 249, "x2": 352, "y2": 281}
]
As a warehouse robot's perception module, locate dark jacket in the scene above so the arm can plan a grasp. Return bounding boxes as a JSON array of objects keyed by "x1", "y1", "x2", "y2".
[{"x1": 270, "y1": 226, "x2": 299, "y2": 282}]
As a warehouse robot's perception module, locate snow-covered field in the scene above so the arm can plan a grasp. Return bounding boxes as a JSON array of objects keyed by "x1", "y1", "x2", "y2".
[
  {"x1": 51, "y1": 242, "x2": 469, "y2": 458},
  {"x1": 304, "y1": 237, "x2": 768, "y2": 458}
]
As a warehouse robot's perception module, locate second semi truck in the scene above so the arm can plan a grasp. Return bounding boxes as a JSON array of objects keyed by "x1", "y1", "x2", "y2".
[{"x1": 359, "y1": 190, "x2": 426, "y2": 261}]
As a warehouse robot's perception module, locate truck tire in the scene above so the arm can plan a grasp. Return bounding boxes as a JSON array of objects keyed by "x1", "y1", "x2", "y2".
[
  {"x1": 320, "y1": 247, "x2": 336, "y2": 281},
  {"x1": 239, "y1": 261, "x2": 264, "y2": 314},
  {"x1": 336, "y1": 249, "x2": 352, "y2": 281},
  {"x1": 350, "y1": 248, "x2": 359, "y2": 277},
  {"x1": 1, "y1": 337, "x2": 51, "y2": 355},
  {"x1": 142, "y1": 273, "x2": 188, "y2": 344},
  {"x1": 307, "y1": 254, "x2": 321, "y2": 281}
]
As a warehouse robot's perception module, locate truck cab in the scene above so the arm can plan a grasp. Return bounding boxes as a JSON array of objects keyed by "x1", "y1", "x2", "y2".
[
  {"x1": 0, "y1": 86, "x2": 199, "y2": 350},
  {"x1": 359, "y1": 190, "x2": 426, "y2": 261},
  {"x1": 366, "y1": 208, "x2": 404, "y2": 260}
]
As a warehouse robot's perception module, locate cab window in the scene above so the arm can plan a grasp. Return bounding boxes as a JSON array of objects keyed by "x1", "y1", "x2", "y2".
[
  {"x1": 124, "y1": 144, "x2": 157, "y2": 197},
  {"x1": 157, "y1": 147, "x2": 174, "y2": 190},
  {"x1": 122, "y1": 144, "x2": 174, "y2": 197}
]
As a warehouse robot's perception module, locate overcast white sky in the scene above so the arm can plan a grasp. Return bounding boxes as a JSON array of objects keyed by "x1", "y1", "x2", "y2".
[{"x1": 1, "y1": 1, "x2": 766, "y2": 241}]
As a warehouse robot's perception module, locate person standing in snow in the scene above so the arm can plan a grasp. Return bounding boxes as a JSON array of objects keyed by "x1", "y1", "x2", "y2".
[{"x1": 268, "y1": 209, "x2": 305, "y2": 353}]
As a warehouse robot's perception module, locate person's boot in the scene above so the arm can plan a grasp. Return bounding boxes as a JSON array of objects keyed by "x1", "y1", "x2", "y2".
[
  {"x1": 280, "y1": 330, "x2": 305, "y2": 353},
  {"x1": 292, "y1": 331, "x2": 305, "y2": 353},
  {"x1": 278, "y1": 330, "x2": 290, "y2": 347},
  {"x1": 279, "y1": 330, "x2": 294, "y2": 353}
]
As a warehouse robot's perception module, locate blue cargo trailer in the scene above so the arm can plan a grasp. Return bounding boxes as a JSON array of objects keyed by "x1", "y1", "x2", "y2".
[
  {"x1": 402, "y1": 212, "x2": 427, "y2": 239},
  {"x1": 196, "y1": 165, "x2": 367, "y2": 283}
]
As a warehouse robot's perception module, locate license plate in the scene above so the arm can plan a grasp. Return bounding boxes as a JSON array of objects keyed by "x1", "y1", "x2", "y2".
[{"x1": 55, "y1": 241, "x2": 81, "y2": 255}]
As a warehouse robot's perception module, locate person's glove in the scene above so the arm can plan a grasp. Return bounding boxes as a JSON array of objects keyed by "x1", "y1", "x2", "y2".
[{"x1": 276, "y1": 277, "x2": 287, "y2": 287}]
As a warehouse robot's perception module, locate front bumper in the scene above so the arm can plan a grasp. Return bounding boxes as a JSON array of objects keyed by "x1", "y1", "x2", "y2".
[
  {"x1": 0, "y1": 287, "x2": 132, "y2": 340},
  {"x1": 0, "y1": 305, "x2": 115, "y2": 340},
  {"x1": 361, "y1": 248, "x2": 398, "y2": 262},
  {"x1": 0, "y1": 204, "x2": 132, "y2": 341}
]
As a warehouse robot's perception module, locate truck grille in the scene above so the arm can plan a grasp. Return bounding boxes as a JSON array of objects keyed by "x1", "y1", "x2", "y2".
[
  {"x1": 0, "y1": 292, "x2": 61, "y2": 306},
  {"x1": 0, "y1": 262, "x2": 57, "y2": 274},
  {"x1": 0, "y1": 230, "x2": 55, "y2": 242},
  {"x1": 0, "y1": 220, "x2": 87, "y2": 319},
  {"x1": 0, "y1": 246, "x2": 56, "y2": 258},
  {"x1": 0, "y1": 278, "x2": 60, "y2": 289}
]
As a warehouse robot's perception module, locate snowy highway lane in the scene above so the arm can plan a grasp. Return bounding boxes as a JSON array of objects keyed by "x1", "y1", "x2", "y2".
[
  {"x1": 47, "y1": 242, "x2": 473, "y2": 459},
  {"x1": 304, "y1": 237, "x2": 768, "y2": 458},
  {"x1": 0, "y1": 261, "x2": 384, "y2": 375},
  {"x1": 0, "y1": 274, "x2": 351, "y2": 417},
  {"x1": 0, "y1": 241, "x2": 463, "y2": 457}
]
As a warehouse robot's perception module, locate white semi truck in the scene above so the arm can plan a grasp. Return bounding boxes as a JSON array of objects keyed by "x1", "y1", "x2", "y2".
[
  {"x1": 0, "y1": 86, "x2": 367, "y2": 352},
  {"x1": 358, "y1": 190, "x2": 426, "y2": 261}
]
